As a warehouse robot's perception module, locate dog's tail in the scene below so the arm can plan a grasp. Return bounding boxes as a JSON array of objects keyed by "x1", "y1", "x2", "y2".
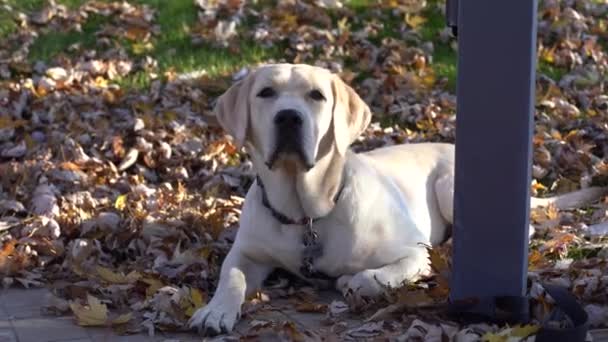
[{"x1": 530, "y1": 186, "x2": 608, "y2": 210}]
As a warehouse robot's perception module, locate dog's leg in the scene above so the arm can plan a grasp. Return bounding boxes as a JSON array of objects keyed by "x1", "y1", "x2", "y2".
[
  {"x1": 189, "y1": 248, "x2": 271, "y2": 335},
  {"x1": 435, "y1": 171, "x2": 454, "y2": 225},
  {"x1": 336, "y1": 246, "x2": 430, "y2": 307}
]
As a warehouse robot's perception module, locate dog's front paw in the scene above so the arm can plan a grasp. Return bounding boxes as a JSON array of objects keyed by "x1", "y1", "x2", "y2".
[
  {"x1": 337, "y1": 270, "x2": 385, "y2": 309},
  {"x1": 188, "y1": 299, "x2": 240, "y2": 336}
]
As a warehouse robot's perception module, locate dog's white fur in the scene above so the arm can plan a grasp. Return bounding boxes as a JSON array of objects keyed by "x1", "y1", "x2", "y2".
[{"x1": 189, "y1": 64, "x2": 606, "y2": 334}]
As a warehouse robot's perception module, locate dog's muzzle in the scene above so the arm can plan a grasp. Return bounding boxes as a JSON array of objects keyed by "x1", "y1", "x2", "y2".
[{"x1": 266, "y1": 109, "x2": 313, "y2": 170}]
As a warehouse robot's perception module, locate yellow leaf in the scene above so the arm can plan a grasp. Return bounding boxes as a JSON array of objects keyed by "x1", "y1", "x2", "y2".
[
  {"x1": 277, "y1": 13, "x2": 298, "y2": 28},
  {"x1": 421, "y1": 69, "x2": 436, "y2": 87},
  {"x1": 162, "y1": 110, "x2": 177, "y2": 124},
  {"x1": 183, "y1": 287, "x2": 206, "y2": 318},
  {"x1": 337, "y1": 16, "x2": 349, "y2": 31},
  {"x1": 191, "y1": 288, "x2": 204, "y2": 308},
  {"x1": 528, "y1": 249, "x2": 549, "y2": 270},
  {"x1": 111, "y1": 312, "x2": 133, "y2": 325},
  {"x1": 142, "y1": 277, "x2": 164, "y2": 298},
  {"x1": 531, "y1": 180, "x2": 547, "y2": 191},
  {"x1": 132, "y1": 42, "x2": 154, "y2": 55},
  {"x1": 511, "y1": 324, "x2": 540, "y2": 338},
  {"x1": 405, "y1": 14, "x2": 427, "y2": 29},
  {"x1": 114, "y1": 194, "x2": 127, "y2": 211},
  {"x1": 541, "y1": 47, "x2": 555, "y2": 64},
  {"x1": 69, "y1": 294, "x2": 108, "y2": 326},
  {"x1": 70, "y1": 294, "x2": 132, "y2": 327},
  {"x1": 482, "y1": 333, "x2": 507, "y2": 342},
  {"x1": 94, "y1": 76, "x2": 108, "y2": 88},
  {"x1": 427, "y1": 246, "x2": 449, "y2": 275},
  {"x1": 96, "y1": 266, "x2": 141, "y2": 284}
]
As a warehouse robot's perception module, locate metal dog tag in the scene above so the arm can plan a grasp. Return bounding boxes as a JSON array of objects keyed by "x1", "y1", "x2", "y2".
[{"x1": 300, "y1": 217, "x2": 324, "y2": 277}]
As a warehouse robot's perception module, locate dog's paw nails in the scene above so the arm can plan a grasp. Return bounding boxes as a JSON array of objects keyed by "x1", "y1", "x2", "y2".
[
  {"x1": 189, "y1": 304, "x2": 239, "y2": 336},
  {"x1": 338, "y1": 270, "x2": 385, "y2": 311},
  {"x1": 343, "y1": 287, "x2": 370, "y2": 311},
  {"x1": 348, "y1": 270, "x2": 384, "y2": 298}
]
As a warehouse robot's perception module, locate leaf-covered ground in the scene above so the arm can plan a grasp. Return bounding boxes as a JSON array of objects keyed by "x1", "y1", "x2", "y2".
[{"x1": 1, "y1": 0, "x2": 607, "y2": 340}]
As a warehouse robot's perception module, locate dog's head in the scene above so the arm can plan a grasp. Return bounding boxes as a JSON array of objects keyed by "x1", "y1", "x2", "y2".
[{"x1": 214, "y1": 63, "x2": 371, "y2": 172}]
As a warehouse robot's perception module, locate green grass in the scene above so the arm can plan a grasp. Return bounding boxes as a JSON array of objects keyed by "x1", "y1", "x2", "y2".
[
  {"x1": 0, "y1": 0, "x2": 85, "y2": 36},
  {"x1": 346, "y1": 0, "x2": 458, "y2": 91},
  {"x1": 118, "y1": 0, "x2": 283, "y2": 88},
  {"x1": 29, "y1": 13, "x2": 109, "y2": 61},
  {"x1": 566, "y1": 245, "x2": 602, "y2": 260},
  {"x1": 2, "y1": 0, "x2": 458, "y2": 91},
  {"x1": 538, "y1": 60, "x2": 568, "y2": 82},
  {"x1": 419, "y1": 2, "x2": 458, "y2": 90},
  {"x1": 5, "y1": 0, "x2": 283, "y2": 89},
  {"x1": 0, "y1": 0, "x2": 579, "y2": 93}
]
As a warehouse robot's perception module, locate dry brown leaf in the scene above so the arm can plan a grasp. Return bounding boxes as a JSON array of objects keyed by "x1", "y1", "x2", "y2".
[
  {"x1": 96, "y1": 266, "x2": 141, "y2": 284},
  {"x1": 295, "y1": 302, "x2": 327, "y2": 313},
  {"x1": 69, "y1": 294, "x2": 132, "y2": 327},
  {"x1": 0, "y1": 240, "x2": 17, "y2": 273},
  {"x1": 180, "y1": 287, "x2": 206, "y2": 318},
  {"x1": 142, "y1": 277, "x2": 165, "y2": 298}
]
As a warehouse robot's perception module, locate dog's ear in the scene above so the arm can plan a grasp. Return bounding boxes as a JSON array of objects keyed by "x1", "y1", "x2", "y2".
[
  {"x1": 214, "y1": 73, "x2": 255, "y2": 148},
  {"x1": 331, "y1": 75, "x2": 372, "y2": 156}
]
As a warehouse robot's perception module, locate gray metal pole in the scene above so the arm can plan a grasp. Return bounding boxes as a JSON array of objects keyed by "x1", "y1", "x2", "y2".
[{"x1": 450, "y1": 0, "x2": 538, "y2": 313}]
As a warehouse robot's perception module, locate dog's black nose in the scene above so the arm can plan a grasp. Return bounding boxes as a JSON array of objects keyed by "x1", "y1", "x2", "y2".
[{"x1": 274, "y1": 109, "x2": 303, "y2": 127}]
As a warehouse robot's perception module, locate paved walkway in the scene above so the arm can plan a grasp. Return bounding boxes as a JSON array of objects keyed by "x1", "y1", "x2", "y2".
[
  {"x1": 1, "y1": 287, "x2": 607, "y2": 341},
  {"x1": 0, "y1": 287, "x2": 349, "y2": 342}
]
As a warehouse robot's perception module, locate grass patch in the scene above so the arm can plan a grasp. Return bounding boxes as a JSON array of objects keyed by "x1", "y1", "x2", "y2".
[
  {"x1": 1, "y1": 0, "x2": 86, "y2": 37},
  {"x1": 143, "y1": 0, "x2": 283, "y2": 78},
  {"x1": 28, "y1": 13, "x2": 109, "y2": 62},
  {"x1": 123, "y1": 0, "x2": 283, "y2": 88},
  {"x1": 566, "y1": 245, "x2": 602, "y2": 260},
  {"x1": 10, "y1": 0, "x2": 459, "y2": 91},
  {"x1": 346, "y1": 0, "x2": 458, "y2": 91},
  {"x1": 22, "y1": 0, "x2": 284, "y2": 89},
  {"x1": 419, "y1": 2, "x2": 457, "y2": 91},
  {"x1": 538, "y1": 60, "x2": 568, "y2": 82}
]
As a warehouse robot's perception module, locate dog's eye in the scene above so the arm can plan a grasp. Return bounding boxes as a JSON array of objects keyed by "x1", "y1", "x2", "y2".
[
  {"x1": 309, "y1": 89, "x2": 325, "y2": 101},
  {"x1": 257, "y1": 87, "x2": 276, "y2": 98}
]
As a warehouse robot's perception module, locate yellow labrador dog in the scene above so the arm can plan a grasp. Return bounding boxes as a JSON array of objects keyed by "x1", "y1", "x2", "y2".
[{"x1": 189, "y1": 63, "x2": 606, "y2": 335}]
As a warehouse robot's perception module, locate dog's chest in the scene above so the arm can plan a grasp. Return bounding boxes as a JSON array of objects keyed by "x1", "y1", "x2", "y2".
[
  {"x1": 248, "y1": 218, "x2": 377, "y2": 278},
  {"x1": 240, "y1": 169, "x2": 423, "y2": 279},
  {"x1": 242, "y1": 221, "x2": 334, "y2": 274}
]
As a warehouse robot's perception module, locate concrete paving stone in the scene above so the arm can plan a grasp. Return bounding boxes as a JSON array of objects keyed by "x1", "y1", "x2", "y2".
[
  {"x1": 158, "y1": 332, "x2": 206, "y2": 342},
  {"x1": 0, "y1": 320, "x2": 16, "y2": 342},
  {"x1": 0, "y1": 287, "x2": 49, "y2": 309},
  {"x1": 5, "y1": 305, "x2": 45, "y2": 320},
  {"x1": 12, "y1": 316, "x2": 89, "y2": 342},
  {"x1": 591, "y1": 329, "x2": 608, "y2": 342},
  {"x1": 87, "y1": 329, "x2": 172, "y2": 342},
  {"x1": 90, "y1": 334, "x2": 172, "y2": 342},
  {"x1": 316, "y1": 291, "x2": 343, "y2": 304},
  {"x1": 0, "y1": 329, "x2": 17, "y2": 342}
]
